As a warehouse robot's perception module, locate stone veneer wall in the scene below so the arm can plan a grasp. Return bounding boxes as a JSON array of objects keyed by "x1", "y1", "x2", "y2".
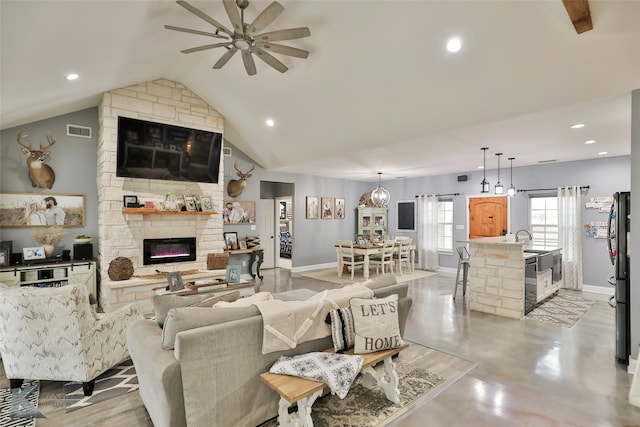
[
  {"x1": 468, "y1": 241, "x2": 525, "y2": 319},
  {"x1": 97, "y1": 79, "x2": 225, "y2": 310}
]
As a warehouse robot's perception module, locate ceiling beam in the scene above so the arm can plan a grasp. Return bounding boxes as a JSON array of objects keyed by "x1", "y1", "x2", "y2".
[{"x1": 562, "y1": 0, "x2": 593, "y2": 34}]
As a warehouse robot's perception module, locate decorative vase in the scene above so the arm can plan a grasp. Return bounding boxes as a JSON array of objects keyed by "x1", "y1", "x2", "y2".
[{"x1": 43, "y1": 244, "x2": 55, "y2": 258}]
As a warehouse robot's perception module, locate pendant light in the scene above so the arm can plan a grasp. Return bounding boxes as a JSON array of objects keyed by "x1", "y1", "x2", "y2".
[
  {"x1": 507, "y1": 157, "x2": 516, "y2": 196},
  {"x1": 371, "y1": 172, "x2": 390, "y2": 207},
  {"x1": 494, "y1": 153, "x2": 504, "y2": 194},
  {"x1": 480, "y1": 147, "x2": 490, "y2": 193}
]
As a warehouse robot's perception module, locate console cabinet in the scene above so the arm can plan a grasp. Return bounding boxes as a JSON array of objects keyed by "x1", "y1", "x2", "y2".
[
  {"x1": 0, "y1": 260, "x2": 97, "y2": 296},
  {"x1": 357, "y1": 207, "x2": 387, "y2": 237}
]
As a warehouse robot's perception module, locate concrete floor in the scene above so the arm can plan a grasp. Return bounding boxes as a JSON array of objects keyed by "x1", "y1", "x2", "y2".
[
  {"x1": 3, "y1": 268, "x2": 640, "y2": 426},
  {"x1": 259, "y1": 268, "x2": 640, "y2": 426}
]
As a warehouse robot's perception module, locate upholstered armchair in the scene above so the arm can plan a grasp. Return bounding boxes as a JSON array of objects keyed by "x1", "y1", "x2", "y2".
[{"x1": 0, "y1": 283, "x2": 142, "y2": 395}]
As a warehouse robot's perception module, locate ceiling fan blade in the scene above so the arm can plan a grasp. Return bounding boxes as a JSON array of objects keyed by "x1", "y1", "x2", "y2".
[
  {"x1": 245, "y1": 1, "x2": 284, "y2": 37},
  {"x1": 254, "y1": 42, "x2": 309, "y2": 59},
  {"x1": 254, "y1": 27, "x2": 310, "y2": 43},
  {"x1": 164, "y1": 25, "x2": 228, "y2": 40},
  {"x1": 253, "y1": 48, "x2": 288, "y2": 73},
  {"x1": 213, "y1": 48, "x2": 238, "y2": 69},
  {"x1": 222, "y1": 0, "x2": 243, "y2": 34},
  {"x1": 242, "y1": 50, "x2": 257, "y2": 76},
  {"x1": 177, "y1": 0, "x2": 234, "y2": 37},
  {"x1": 181, "y1": 42, "x2": 230, "y2": 54}
]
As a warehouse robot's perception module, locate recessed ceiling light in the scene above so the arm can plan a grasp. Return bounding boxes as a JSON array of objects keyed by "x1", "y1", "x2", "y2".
[
  {"x1": 584, "y1": 140, "x2": 596, "y2": 144},
  {"x1": 65, "y1": 73, "x2": 79, "y2": 81},
  {"x1": 265, "y1": 119, "x2": 275, "y2": 127},
  {"x1": 570, "y1": 123, "x2": 585, "y2": 129},
  {"x1": 598, "y1": 151, "x2": 608, "y2": 155},
  {"x1": 446, "y1": 37, "x2": 462, "y2": 53}
]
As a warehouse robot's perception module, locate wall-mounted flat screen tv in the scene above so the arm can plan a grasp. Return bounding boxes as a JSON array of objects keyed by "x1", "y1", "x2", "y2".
[{"x1": 116, "y1": 116, "x2": 223, "y2": 183}]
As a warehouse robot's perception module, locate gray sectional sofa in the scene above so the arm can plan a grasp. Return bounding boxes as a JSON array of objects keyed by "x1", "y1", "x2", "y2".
[{"x1": 127, "y1": 274, "x2": 413, "y2": 427}]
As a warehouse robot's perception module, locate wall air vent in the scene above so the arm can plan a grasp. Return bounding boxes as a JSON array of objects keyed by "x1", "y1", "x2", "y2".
[{"x1": 67, "y1": 124, "x2": 92, "y2": 138}]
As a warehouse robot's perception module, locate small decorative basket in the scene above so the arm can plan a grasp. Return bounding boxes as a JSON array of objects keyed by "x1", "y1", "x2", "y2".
[
  {"x1": 108, "y1": 257, "x2": 134, "y2": 281},
  {"x1": 245, "y1": 236, "x2": 261, "y2": 249},
  {"x1": 207, "y1": 252, "x2": 229, "y2": 270}
]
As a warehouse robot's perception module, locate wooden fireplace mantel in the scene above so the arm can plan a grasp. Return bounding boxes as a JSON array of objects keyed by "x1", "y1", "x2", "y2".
[{"x1": 122, "y1": 208, "x2": 218, "y2": 216}]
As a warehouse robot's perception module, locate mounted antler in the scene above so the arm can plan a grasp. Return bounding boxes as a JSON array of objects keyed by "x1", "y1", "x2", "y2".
[
  {"x1": 227, "y1": 161, "x2": 255, "y2": 197},
  {"x1": 17, "y1": 130, "x2": 57, "y2": 189}
]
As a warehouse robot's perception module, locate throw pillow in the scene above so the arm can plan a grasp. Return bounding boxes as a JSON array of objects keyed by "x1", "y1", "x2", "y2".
[
  {"x1": 325, "y1": 306, "x2": 356, "y2": 353},
  {"x1": 350, "y1": 294, "x2": 404, "y2": 354},
  {"x1": 152, "y1": 291, "x2": 239, "y2": 327},
  {"x1": 213, "y1": 291, "x2": 273, "y2": 307},
  {"x1": 193, "y1": 290, "x2": 241, "y2": 307}
]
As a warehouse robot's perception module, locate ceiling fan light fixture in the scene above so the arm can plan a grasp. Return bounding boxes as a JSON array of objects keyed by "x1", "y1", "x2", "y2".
[
  {"x1": 371, "y1": 172, "x2": 390, "y2": 208},
  {"x1": 480, "y1": 147, "x2": 490, "y2": 193},
  {"x1": 233, "y1": 38, "x2": 252, "y2": 50}
]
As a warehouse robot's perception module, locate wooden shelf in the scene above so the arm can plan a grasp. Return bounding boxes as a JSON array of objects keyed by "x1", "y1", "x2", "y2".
[
  {"x1": 225, "y1": 248, "x2": 262, "y2": 254},
  {"x1": 122, "y1": 208, "x2": 218, "y2": 215}
]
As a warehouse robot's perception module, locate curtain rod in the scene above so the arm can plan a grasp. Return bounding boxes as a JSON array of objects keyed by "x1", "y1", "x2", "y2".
[
  {"x1": 415, "y1": 192, "x2": 460, "y2": 198},
  {"x1": 517, "y1": 185, "x2": 590, "y2": 193}
]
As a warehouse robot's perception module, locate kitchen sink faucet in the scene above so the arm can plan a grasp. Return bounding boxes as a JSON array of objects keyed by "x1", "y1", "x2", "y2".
[{"x1": 515, "y1": 229, "x2": 533, "y2": 242}]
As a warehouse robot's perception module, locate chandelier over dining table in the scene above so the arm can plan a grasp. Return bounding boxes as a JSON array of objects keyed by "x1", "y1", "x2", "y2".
[{"x1": 371, "y1": 172, "x2": 390, "y2": 207}]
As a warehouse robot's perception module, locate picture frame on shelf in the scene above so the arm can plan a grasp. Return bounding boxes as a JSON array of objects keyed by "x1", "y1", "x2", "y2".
[
  {"x1": 166, "y1": 271, "x2": 185, "y2": 292},
  {"x1": 321, "y1": 197, "x2": 333, "y2": 219},
  {"x1": 222, "y1": 200, "x2": 256, "y2": 224},
  {"x1": 226, "y1": 265, "x2": 241, "y2": 283},
  {"x1": 23, "y1": 246, "x2": 46, "y2": 261},
  {"x1": 334, "y1": 198, "x2": 345, "y2": 219},
  {"x1": 306, "y1": 196, "x2": 319, "y2": 219},
  {"x1": 0, "y1": 193, "x2": 86, "y2": 228},
  {"x1": 239, "y1": 240, "x2": 247, "y2": 250},
  {"x1": 224, "y1": 232, "x2": 239, "y2": 250},
  {"x1": 0, "y1": 247, "x2": 9, "y2": 267},
  {"x1": 123, "y1": 195, "x2": 138, "y2": 208},
  {"x1": 183, "y1": 195, "x2": 197, "y2": 212},
  {"x1": 199, "y1": 195, "x2": 215, "y2": 212}
]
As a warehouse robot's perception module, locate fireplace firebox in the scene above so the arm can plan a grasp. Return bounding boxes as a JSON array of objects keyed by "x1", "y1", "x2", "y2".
[{"x1": 143, "y1": 237, "x2": 196, "y2": 265}]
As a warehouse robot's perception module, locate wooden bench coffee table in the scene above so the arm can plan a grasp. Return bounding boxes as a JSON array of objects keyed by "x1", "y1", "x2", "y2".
[{"x1": 260, "y1": 343, "x2": 409, "y2": 427}]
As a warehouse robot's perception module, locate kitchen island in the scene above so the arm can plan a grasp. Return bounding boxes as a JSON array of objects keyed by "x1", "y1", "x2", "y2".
[{"x1": 464, "y1": 237, "x2": 561, "y2": 320}]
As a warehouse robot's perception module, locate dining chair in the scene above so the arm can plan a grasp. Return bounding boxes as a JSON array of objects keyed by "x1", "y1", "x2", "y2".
[
  {"x1": 370, "y1": 239, "x2": 395, "y2": 275},
  {"x1": 337, "y1": 240, "x2": 365, "y2": 280},
  {"x1": 394, "y1": 237, "x2": 412, "y2": 275}
]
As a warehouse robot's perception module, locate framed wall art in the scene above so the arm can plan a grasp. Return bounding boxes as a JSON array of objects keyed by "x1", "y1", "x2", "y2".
[
  {"x1": 306, "y1": 196, "x2": 319, "y2": 219},
  {"x1": 222, "y1": 200, "x2": 255, "y2": 224},
  {"x1": 321, "y1": 197, "x2": 333, "y2": 219},
  {"x1": 334, "y1": 198, "x2": 345, "y2": 219},
  {"x1": 0, "y1": 192, "x2": 85, "y2": 228}
]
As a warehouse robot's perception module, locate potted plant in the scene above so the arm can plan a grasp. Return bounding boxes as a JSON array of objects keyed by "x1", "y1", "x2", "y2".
[
  {"x1": 74, "y1": 233, "x2": 92, "y2": 244},
  {"x1": 32, "y1": 226, "x2": 66, "y2": 258}
]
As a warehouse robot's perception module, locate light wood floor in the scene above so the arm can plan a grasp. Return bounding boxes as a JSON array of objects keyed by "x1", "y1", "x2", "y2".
[{"x1": 2, "y1": 270, "x2": 639, "y2": 426}]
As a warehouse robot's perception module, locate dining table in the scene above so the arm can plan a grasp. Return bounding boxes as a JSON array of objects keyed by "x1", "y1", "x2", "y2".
[{"x1": 335, "y1": 242, "x2": 415, "y2": 280}]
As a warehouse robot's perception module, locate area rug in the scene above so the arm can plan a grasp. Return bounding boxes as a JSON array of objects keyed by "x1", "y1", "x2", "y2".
[
  {"x1": 300, "y1": 268, "x2": 438, "y2": 285},
  {"x1": 259, "y1": 342, "x2": 477, "y2": 427},
  {"x1": 63, "y1": 359, "x2": 138, "y2": 412},
  {"x1": 526, "y1": 291, "x2": 596, "y2": 328},
  {"x1": 0, "y1": 381, "x2": 40, "y2": 427}
]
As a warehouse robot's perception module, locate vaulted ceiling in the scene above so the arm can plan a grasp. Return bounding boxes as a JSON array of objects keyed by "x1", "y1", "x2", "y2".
[{"x1": 1, "y1": 1, "x2": 639, "y2": 181}]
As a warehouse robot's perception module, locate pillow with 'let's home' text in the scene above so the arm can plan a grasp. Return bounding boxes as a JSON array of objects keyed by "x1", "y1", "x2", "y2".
[{"x1": 350, "y1": 294, "x2": 404, "y2": 354}]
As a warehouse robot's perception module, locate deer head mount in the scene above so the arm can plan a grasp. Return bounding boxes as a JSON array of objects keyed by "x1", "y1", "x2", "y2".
[
  {"x1": 17, "y1": 130, "x2": 57, "y2": 189},
  {"x1": 227, "y1": 161, "x2": 255, "y2": 198}
]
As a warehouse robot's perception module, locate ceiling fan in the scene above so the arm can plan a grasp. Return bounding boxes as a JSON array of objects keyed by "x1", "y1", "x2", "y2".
[{"x1": 165, "y1": 0, "x2": 311, "y2": 76}]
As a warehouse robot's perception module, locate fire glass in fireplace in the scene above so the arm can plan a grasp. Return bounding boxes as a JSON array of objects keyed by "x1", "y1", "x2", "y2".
[{"x1": 143, "y1": 237, "x2": 196, "y2": 265}]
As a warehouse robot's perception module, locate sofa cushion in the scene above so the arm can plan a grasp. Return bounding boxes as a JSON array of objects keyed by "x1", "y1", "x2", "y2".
[
  {"x1": 364, "y1": 273, "x2": 397, "y2": 290},
  {"x1": 212, "y1": 291, "x2": 272, "y2": 307},
  {"x1": 350, "y1": 294, "x2": 404, "y2": 354},
  {"x1": 152, "y1": 291, "x2": 240, "y2": 327},
  {"x1": 161, "y1": 305, "x2": 260, "y2": 350},
  {"x1": 274, "y1": 288, "x2": 317, "y2": 301},
  {"x1": 326, "y1": 306, "x2": 356, "y2": 352}
]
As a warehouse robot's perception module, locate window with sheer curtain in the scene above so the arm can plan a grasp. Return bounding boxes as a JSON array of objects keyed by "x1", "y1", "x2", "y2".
[
  {"x1": 530, "y1": 196, "x2": 558, "y2": 247},
  {"x1": 438, "y1": 200, "x2": 453, "y2": 252}
]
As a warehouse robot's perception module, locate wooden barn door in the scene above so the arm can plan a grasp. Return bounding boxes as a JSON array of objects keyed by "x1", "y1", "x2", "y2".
[{"x1": 469, "y1": 197, "x2": 508, "y2": 239}]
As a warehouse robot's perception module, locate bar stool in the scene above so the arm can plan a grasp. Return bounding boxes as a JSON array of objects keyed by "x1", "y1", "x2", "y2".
[{"x1": 454, "y1": 246, "x2": 469, "y2": 300}]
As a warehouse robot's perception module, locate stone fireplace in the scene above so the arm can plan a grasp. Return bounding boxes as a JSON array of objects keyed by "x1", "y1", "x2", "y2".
[{"x1": 97, "y1": 79, "x2": 226, "y2": 311}]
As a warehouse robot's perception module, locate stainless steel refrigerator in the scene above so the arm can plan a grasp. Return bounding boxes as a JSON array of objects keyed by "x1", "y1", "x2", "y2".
[{"x1": 607, "y1": 191, "x2": 631, "y2": 364}]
